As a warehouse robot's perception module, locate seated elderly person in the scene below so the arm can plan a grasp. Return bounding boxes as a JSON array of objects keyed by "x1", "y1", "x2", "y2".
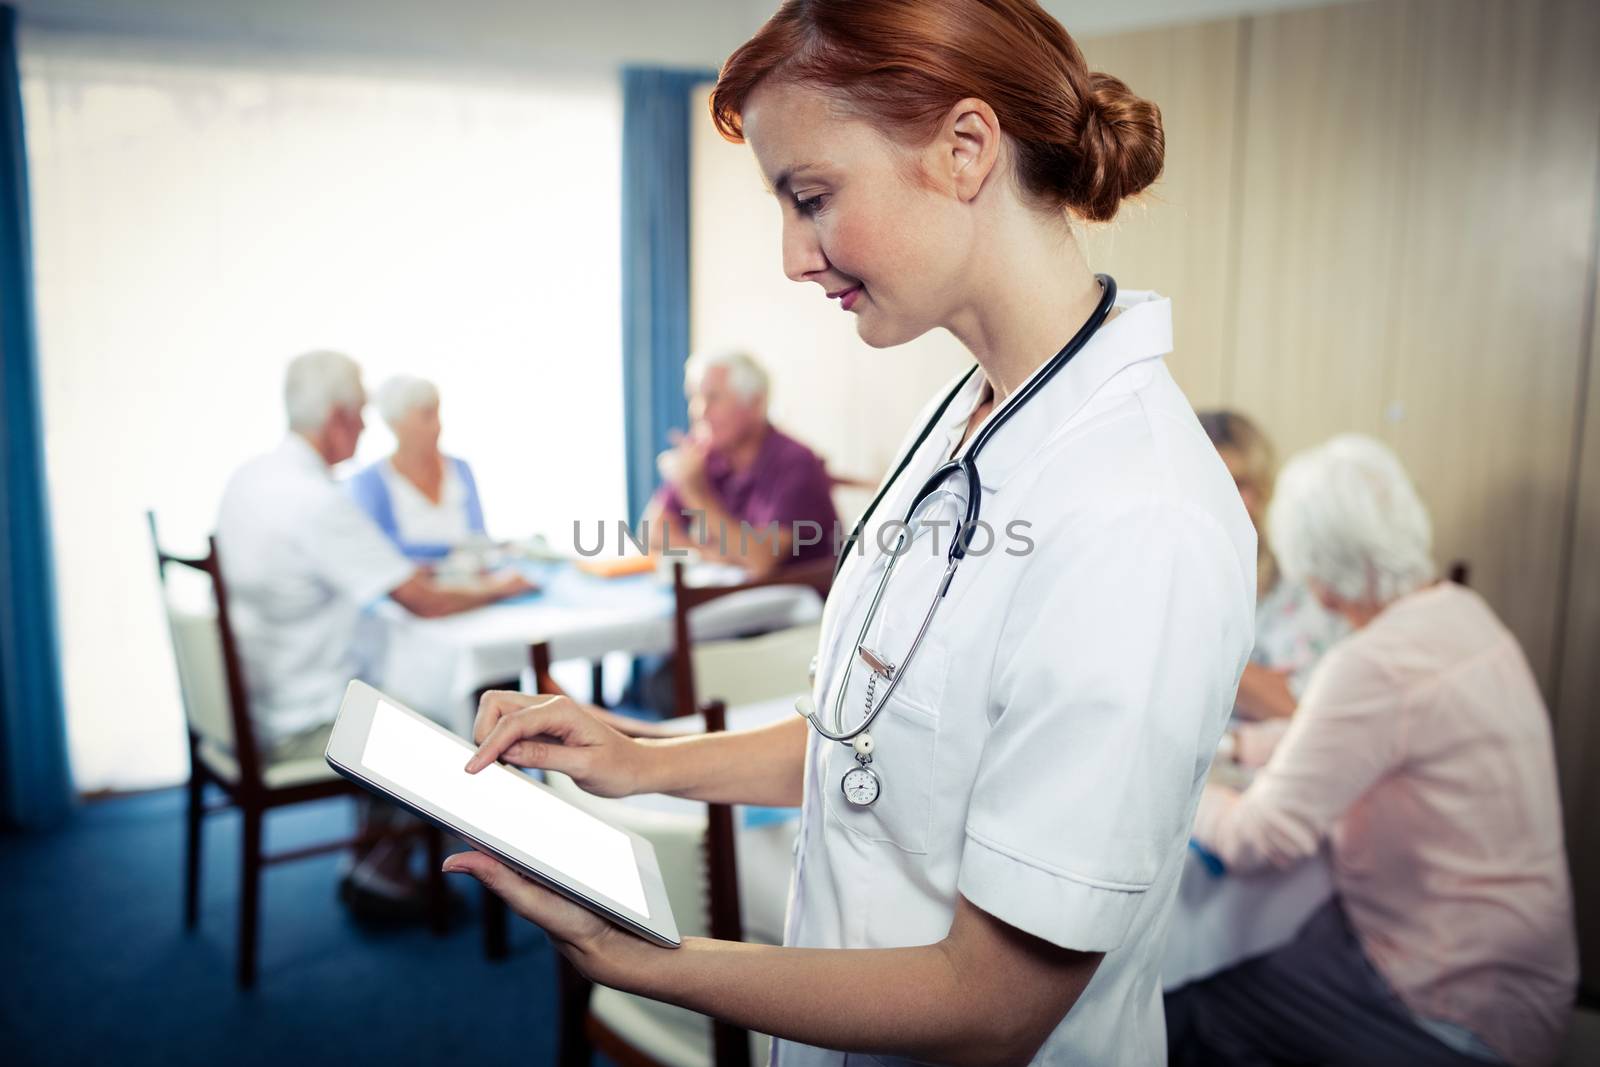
[
  {"x1": 1199, "y1": 410, "x2": 1347, "y2": 722},
  {"x1": 348, "y1": 375, "x2": 487, "y2": 561},
  {"x1": 643, "y1": 350, "x2": 838, "y2": 576},
  {"x1": 216, "y1": 350, "x2": 531, "y2": 913},
  {"x1": 1168, "y1": 435, "x2": 1577, "y2": 1067}
]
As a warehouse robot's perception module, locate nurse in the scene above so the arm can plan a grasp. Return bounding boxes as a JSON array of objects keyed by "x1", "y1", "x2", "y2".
[{"x1": 449, "y1": 1, "x2": 1255, "y2": 1062}]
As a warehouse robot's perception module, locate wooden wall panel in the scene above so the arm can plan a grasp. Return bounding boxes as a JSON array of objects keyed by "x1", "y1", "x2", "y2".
[
  {"x1": 1558, "y1": 220, "x2": 1600, "y2": 993},
  {"x1": 1228, "y1": 0, "x2": 1415, "y2": 451},
  {"x1": 1080, "y1": 19, "x2": 1243, "y2": 411},
  {"x1": 691, "y1": 0, "x2": 1600, "y2": 981},
  {"x1": 1382, "y1": 0, "x2": 1600, "y2": 695}
]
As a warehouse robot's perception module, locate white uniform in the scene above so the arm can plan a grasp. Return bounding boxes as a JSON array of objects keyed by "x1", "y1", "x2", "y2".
[
  {"x1": 776, "y1": 292, "x2": 1256, "y2": 1066},
  {"x1": 216, "y1": 435, "x2": 414, "y2": 745}
]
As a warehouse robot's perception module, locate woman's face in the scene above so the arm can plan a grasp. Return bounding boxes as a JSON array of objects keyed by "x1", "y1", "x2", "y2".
[
  {"x1": 395, "y1": 401, "x2": 441, "y2": 453},
  {"x1": 741, "y1": 80, "x2": 978, "y2": 349},
  {"x1": 1218, "y1": 445, "x2": 1265, "y2": 529}
]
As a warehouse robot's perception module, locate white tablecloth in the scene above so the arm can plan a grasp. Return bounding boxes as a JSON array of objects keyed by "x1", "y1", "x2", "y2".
[
  {"x1": 371, "y1": 561, "x2": 821, "y2": 734},
  {"x1": 1161, "y1": 805, "x2": 1335, "y2": 989},
  {"x1": 684, "y1": 733, "x2": 1337, "y2": 967}
]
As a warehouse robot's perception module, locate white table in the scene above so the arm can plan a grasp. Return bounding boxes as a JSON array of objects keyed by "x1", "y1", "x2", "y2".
[
  {"x1": 1161, "y1": 762, "x2": 1336, "y2": 990},
  {"x1": 371, "y1": 561, "x2": 822, "y2": 733}
]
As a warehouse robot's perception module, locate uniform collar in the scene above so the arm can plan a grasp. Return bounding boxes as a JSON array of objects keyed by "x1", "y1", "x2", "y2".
[{"x1": 942, "y1": 289, "x2": 1172, "y2": 495}]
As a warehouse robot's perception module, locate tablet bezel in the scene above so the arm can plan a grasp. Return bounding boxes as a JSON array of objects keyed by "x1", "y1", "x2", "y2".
[{"x1": 325, "y1": 680, "x2": 681, "y2": 948}]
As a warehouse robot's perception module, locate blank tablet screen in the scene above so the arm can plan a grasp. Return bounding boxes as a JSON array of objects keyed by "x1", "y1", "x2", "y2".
[{"x1": 361, "y1": 698, "x2": 648, "y2": 916}]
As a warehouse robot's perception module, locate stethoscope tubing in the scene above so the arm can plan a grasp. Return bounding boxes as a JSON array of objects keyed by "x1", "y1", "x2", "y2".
[{"x1": 801, "y1": 275, "x2": 1119, "y2": 743}]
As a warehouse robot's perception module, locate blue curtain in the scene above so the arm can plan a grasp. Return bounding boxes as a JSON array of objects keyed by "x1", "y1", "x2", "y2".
[
  {"x1": 620, "y1": 66, "x2": 716, "y2": 520},
  {"x1": 0, "y1": 4, "x2": 73, "y2": 830}
]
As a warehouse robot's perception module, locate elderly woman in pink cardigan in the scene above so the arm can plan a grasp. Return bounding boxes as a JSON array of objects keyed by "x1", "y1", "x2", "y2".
[{"x1": 1168, "y1": 435, "x2": 1577, "y2": 1067}]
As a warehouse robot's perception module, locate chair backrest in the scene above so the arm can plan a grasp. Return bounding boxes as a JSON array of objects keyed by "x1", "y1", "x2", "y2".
[
  {"x1": 689, "y1": 621, "x2": 822, "y2": 709},
  {"x1": 670, "y1": 556, "x2": 832, "y2": 718},
  {"x1": 165, "y1": 602, "x2": 236, "y2": 752},
  {"x1": 542, "y1": 696, "x2": 753, "y2": 1067},
  {"x1": 147, "y1": 511, "x2": 265, "y2": 789}
]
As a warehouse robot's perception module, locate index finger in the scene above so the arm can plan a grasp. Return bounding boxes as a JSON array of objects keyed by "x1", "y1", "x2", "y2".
[
  {"x1": 465, "y1": 696, "x2": 568, "y2": 772},
  {"x1": 473, "y1": 690, "x2": 557, "y2": 744},
  {"x1": 473, "y1": 690, "x2": 524, "y2": 746}
]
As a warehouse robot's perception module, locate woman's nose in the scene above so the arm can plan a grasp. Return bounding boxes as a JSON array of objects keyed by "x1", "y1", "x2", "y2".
[{"x1": 781, "y1": 215, "x2": 828, "y2": 284}]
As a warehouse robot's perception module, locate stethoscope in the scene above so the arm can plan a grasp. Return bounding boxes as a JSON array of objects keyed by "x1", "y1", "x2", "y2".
[{"x1": 795, "y1": 275, "x2": 1119, "y2": 807}]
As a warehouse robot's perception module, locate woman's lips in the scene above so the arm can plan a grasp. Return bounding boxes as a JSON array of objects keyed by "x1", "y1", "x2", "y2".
[{"x1": 833, "y1": 286, "x2": 862, "y2": 311}]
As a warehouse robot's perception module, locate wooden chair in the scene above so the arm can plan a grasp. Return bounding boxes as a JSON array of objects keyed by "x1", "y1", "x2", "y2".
[
  {"x1": 541, "y1": 562, "x2": 829, "y2": 1065},
  {"x1": 148, "y1": 512, "x2": 446, "y2": 988},
  {"x1": 668, "y1": 556, "x2": 833, "y2": 719},
  {"x1": 550, "y1": 698, "x2": 756, "y2": 1067},
  {"x1": 478, "y1": 559, "x2": 830, "y2": 966}
]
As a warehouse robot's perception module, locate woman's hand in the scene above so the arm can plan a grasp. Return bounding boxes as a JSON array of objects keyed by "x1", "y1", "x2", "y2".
[
  {"x1": 657, "y1": 428, "x2": 712, "y2": 502},
  {"x1": 487, "y1": 571, "x2": 538, "y2": 600},
  {"x1": 441, "y1": 850, "x2": 636, "y2": 977},
  {"x1": 467, "y1": 691, "x2": 655, "y2": 798},
  {"x1": 1232, "y1": 662, "x2": 1296, "y2": 720}
]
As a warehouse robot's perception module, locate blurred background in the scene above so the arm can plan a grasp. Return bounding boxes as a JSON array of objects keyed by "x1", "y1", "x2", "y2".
[{"x1": 1, "y1": 0, "x2": 1596, "y2": 1064}]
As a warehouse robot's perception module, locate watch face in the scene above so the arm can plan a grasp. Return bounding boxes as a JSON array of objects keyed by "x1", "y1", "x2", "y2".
[{"x1": 841, "y1": 766, "x2": 881, "y2": 807}]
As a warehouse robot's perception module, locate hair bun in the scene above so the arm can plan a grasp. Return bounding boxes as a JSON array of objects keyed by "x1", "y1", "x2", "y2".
[{"x1": 1072, "y1": 72, "x2": 1165, "y2": 222}]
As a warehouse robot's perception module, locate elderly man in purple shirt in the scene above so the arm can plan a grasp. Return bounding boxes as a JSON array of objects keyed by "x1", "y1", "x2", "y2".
[{"x1": 644, "y1": 350, "x2": 838, "y2": 576}]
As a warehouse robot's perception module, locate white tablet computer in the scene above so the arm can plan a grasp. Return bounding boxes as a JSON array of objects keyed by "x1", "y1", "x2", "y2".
[{"x1": 325, "y1": 680, "x2": 680, "y2": 948}]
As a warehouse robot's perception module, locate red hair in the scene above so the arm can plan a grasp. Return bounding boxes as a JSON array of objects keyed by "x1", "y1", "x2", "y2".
[{"x1": 710, "y1": 0, "x2": 1163, "y2": 223}]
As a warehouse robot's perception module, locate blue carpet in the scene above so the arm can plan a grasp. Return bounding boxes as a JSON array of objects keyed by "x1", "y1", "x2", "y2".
[{"x1": 0, "y1": 788, "x2": 571, "y2": 1066}]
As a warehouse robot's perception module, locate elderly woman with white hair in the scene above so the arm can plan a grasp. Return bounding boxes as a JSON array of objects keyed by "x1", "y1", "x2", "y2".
[
  {"x1": 349, "y1": 375, "x2": 487, "y2": 560},
  {"x1": 1168, "y1": 435, "x2": 1577, "y2": 1066}
]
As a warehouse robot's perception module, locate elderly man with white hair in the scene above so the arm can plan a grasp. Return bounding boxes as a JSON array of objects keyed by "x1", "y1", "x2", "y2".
[
  {"x1": 1167, "y1": 435, "x2": 1577, "y2": 1067},
  {"x1": 216, "y1": 351, "x2": 531, "y2": 914},
  {"x1": 348, "y1": 375, "x2": 487, "y2": 559},
  {"x1": 644, "y1": 349, "x2": 839, "y2": 576}
]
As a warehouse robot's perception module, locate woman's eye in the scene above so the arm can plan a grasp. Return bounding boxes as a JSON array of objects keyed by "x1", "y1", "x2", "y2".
[{"x1": 794, "y1": 193, "x2": 827, "y2": 217}]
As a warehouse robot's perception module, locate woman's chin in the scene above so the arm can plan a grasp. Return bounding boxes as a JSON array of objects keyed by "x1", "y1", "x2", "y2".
[{"x1": 854, "y1": 311, "x2": 930, "y2": 350}]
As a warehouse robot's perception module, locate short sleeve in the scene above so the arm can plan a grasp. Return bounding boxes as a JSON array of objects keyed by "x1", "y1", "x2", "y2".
[
  {"x1": 300, "y1": 488, "x2": 416, "y2": 606},
  {"x1": 957, "y1": 499, "x2": 1250, "y2": 952},
  {"x1": 456, "y1": 459, "x2": 487, "y2": 534}
]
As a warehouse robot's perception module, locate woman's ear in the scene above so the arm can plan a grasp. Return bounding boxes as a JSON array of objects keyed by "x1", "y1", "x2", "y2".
[{"x1": 941, "y1": 97, "x2": 1002, "y2": 202}]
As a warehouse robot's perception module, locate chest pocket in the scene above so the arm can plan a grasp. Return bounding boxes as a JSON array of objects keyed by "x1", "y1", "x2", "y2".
[
  {"x1": 823, "y1": 691, "x2": 940, "y2": 855},
  {"x1": 820, "y1": 516, "x2": 955, "y2": 856}
]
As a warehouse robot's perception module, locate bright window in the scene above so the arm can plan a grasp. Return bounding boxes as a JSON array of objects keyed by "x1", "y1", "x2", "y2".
[{"x1": 23, "y1": 32, "x2": 625, "y2": 791}]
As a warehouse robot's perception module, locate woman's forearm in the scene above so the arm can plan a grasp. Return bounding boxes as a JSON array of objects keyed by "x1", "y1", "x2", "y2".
[
  {"x1": 595, "y1": 936, "x2": 1021, "y2": 1067},
  {"x1": 568, "y1": 896, "x2": 1099, "y2": 1067},
  {"x1": 635, "y1": 714, "x2": 808, "y2": 807}
]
